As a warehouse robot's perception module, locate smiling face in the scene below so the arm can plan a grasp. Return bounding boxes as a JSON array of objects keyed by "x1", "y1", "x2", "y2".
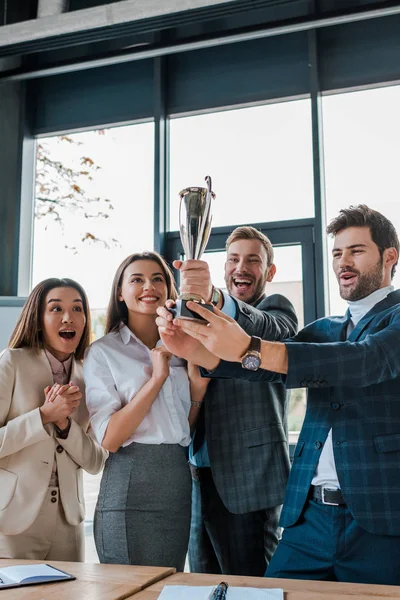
[
  {"x1": 332, "y1": 226, "x2": 394, "y2": 301},
  {"x1": 118, "y1": 259, "x2": 168, "y2": 319},
  {"x1": 224, "y1": 239, "x2": 276, "y2": 305},
  {"x1": 41, "y1": 286, "x2": 86, "y2": 361}
]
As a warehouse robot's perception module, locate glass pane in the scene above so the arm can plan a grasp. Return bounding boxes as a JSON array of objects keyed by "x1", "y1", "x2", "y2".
[
  {"x1": 33, "y1": 122, "x2": 154, "y2": 563},
  {"x1": 169, "y1": 100, "x2": 314, "y2": 230},
  {"x1": 33, "y1": 122, "x2": 155, "y2": 336},
  {"x1": 204, "y1": 244, "x2": 305, "y2": 433},
  {"x1": 323, "y1": 86, "x2": 400, "y2": 316}
]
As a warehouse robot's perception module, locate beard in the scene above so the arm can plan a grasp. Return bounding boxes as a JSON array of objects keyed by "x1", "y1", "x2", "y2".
[
  {"x1": 225, "y1": 272, "x2": 266, "y2": 306},
  {"x1": 339, "y1": 258, "x2": 384, "y2": 301}
]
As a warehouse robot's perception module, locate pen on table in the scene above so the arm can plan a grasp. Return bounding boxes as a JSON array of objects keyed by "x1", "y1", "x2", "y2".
[{"x1": 210, "y1": 581, "x2": 229, "y2": 600}]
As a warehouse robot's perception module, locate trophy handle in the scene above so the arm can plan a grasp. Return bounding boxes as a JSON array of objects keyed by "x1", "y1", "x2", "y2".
[{"x1": 195, "y1": 175, "x2": 213, "y2": 258}]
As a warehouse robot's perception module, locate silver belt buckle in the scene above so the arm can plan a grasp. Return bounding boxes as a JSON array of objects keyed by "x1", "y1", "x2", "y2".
[{"x1": 322, "y1": 487, "x2": 339, "y2": 506}]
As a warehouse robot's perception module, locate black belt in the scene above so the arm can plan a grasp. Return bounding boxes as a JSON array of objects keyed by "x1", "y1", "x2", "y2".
[
  {"x1": 310, "y1": 485, "x2": 346, "y2": 506},
  {"x1": 189, "y1": 463, "x2": 211, "y2": 482}
]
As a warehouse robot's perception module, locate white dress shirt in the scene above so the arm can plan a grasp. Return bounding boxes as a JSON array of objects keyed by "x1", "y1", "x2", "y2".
[
  {"x1": 83, "y1": 323, "x2": 191, "y2": 448},
  {"x1": 312, "y1": 285, "x2": 394, "y2": 488}
]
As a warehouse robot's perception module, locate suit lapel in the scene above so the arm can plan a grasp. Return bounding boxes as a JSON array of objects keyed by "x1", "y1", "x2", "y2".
[
  {"x1": 329, "y1": 312, "x2": 351, "y2": 341},
  {"x1": 70, "y1": 358, "x2": 85, "y2": 402},
  {"x1": 348, "y1": 313, "x2": 376, "y2": 342},
  {"x1": 348, "y1": 289, "x2": 400, "y2": 342},
  {"x1": 38, "y1": 348, "x2": 55, "y2": 378}
]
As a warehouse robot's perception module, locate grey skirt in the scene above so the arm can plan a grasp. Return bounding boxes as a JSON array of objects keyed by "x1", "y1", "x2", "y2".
[{"x1": 94, "y1": 442, "x2": 191, "y2": 570}]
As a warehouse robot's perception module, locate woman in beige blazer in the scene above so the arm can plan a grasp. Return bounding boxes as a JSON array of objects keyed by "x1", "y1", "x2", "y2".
[{"x1": 0, "y1": 277, "x2": 108, "y2": 561}]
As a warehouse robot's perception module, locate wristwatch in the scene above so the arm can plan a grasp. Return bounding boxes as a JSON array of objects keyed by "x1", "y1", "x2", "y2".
[
  {"x1": 241, "y1": 336, "x2": 262, "y2": 371},
  {"x1": 210, "y1": 286, "x2": 222, "y2": 307},
  {"x1": 54, "y1": 417, "x2": 72, "y2": 440}
]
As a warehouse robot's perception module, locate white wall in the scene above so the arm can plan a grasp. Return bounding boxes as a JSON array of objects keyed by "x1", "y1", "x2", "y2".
[{"x1": 0, "y1": 298, "x2": 26, "y2": 351}]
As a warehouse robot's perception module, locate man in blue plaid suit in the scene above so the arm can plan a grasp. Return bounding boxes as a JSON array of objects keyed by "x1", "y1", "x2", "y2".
[
  {"x1": 184, "y1": 226, "x2": 297, "y2": 576},
  {"x1": 157, "y1": 205, "x2": 400, "y2": 585}
]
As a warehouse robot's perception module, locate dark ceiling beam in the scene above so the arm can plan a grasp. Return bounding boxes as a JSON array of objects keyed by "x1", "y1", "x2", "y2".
[
  {"x1": 2, "y1": 1, "x2": 400, "y2": 81},
  {"x1": 0, "y1": 0, "x2": 243, "y2": 52}
]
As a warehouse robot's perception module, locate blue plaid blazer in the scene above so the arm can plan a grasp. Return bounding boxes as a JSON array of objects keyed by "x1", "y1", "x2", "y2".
[{"x1": 212, "y1": 290, "x2": 400, "y2": 535}]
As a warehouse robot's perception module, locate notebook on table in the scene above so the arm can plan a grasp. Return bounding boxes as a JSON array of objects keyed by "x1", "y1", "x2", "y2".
[
  {"x1": 0, "y1": 563, "x2": 75, "y2": 590},
  {"x1": 157, "y1": 585, "x2": 283, "y2": 599}
]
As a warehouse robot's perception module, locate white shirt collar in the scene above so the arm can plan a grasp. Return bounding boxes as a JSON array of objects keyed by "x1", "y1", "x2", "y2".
[
  {"x1": 119, "y1": 322, "x2": 134, "y2": 345},
  {"x1": 119, "y1": 322, "x2": 162, "y2": 348},
  {"x1": 347, "y1": 285, "x2": 394, "y2": 327}
]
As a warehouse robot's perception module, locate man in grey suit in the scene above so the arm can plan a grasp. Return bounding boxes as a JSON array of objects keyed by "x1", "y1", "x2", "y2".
[{"x1": 178, "y1": 226, "x2": 297, "y2": 576}]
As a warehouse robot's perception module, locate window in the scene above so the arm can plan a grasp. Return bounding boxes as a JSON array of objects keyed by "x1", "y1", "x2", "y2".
[
  {"x1": 33, "y1": 122, "x2": 155, "y2": 337},
  {"x1": 33, "y1": 122, "x2": 154, "y2": 562},
  {"x1": 323, "y1": 86, "x2": 400, "y2": 315},
  {"x1": 169, "y1": 100, "x2": 314, "y2": 231}
]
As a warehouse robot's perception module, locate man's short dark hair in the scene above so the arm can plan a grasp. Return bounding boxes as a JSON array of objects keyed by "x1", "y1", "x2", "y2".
[{"x1": 327, "y1": 204, "x2": 399, "y2": 278}]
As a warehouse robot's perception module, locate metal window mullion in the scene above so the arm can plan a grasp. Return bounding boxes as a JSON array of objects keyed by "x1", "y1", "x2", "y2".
[
  {"x1": 308, "y1": 25, "x2": 328, "y2": 319},
  {"x1": 153, "y1": 56, "x2": 168, "y2": 256}
]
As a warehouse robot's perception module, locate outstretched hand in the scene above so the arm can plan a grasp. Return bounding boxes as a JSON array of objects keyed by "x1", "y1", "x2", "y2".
[
  {"x1": 178, "y1": 301, "x2": 251, "y2": 363},
  {"x1": 156, "y1": 302, "x2": 220, "y2": 370}
]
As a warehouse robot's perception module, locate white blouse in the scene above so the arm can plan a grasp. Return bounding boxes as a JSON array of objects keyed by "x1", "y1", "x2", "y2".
[{"x1": 83, "y1": 323, "x2": 191, "y2": 448}]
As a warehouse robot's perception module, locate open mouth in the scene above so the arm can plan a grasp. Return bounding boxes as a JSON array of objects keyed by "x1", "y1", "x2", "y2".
[
  {"x1": 139, "y1": 296, "x2": 159, "y2": 303},
  {"x1": 59, "y1": 330, "x2": 76, "y2": 340},
  {"x1": 233, "y1": 277, "x2": 253, "y2": 291},
  {"x1": 340, "y1": 272, "x2": 358, "y2": 284}
]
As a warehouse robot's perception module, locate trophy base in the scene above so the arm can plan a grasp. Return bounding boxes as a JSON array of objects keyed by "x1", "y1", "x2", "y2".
[{"x1": 170, "y1": 298, "x2": 214, "y2": 322}]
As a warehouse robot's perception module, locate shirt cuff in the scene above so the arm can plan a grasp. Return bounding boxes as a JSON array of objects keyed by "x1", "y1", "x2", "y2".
[{"x1": 221, "y1": 292, "x2": 237, "y2": 318}]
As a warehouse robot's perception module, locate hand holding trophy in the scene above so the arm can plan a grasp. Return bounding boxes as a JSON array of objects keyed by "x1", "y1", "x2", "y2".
[{"x1": 172, "y1": 175, "x2": 216, "y2": 321}]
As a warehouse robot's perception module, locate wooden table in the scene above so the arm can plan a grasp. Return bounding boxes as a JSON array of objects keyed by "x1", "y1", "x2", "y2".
[
  {"x1": 0, "y1": 560, "x2": 175, "y2": 599},
  {"x1": 131, "y1": 572, "x2": 400, "y2": 600}
]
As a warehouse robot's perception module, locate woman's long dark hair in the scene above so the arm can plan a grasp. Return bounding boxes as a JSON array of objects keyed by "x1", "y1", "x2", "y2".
[
  {"x1": 9, "y1": 278, "x2": 91, "y2": 361},
  {"x1": 106, "y1": 251, "x2": 177, "y2": 334}
]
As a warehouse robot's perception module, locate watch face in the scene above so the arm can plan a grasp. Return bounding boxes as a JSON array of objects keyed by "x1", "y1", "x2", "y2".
[{"x1": 242, "y1": 353, "x2": 261, "y2": 371}]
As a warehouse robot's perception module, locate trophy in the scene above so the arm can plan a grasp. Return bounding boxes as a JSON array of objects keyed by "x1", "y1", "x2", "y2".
[{"x1": 173, "y1": 175, "x2": 216, "y2": 321}]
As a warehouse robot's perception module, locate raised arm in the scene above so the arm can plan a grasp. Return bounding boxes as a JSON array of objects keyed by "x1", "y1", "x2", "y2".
[
  {"x1": 84, "y1": 344, "x2": 173, "y2": 453},
  {"x1": 284, "y1": 312, "x2": 400, "y2": 389},
  {"x1": 233, "y1": 293, "x2": 298, "y2": 341},
  {"x1": 185, "y1": 303, "x2": 400, "y2": 389}
]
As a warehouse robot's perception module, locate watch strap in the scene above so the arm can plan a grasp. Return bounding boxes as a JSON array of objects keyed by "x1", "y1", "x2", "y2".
[
  {"x1": 210, "y1": 286, "x2": 222, "y2": 307},
  {"x1": 247, "y1": 336, "x2": 261, "y2": 353},
  {"x1": 54, "y1": 416, "x2": 72, "y2": 440}
]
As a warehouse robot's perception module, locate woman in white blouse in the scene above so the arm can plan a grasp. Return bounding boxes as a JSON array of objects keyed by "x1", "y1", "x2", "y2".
[{"x1": 84, "y1": 251, "x2": 207, "y2": 570}]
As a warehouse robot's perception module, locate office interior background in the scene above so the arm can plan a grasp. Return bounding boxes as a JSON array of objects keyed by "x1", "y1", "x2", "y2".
[{"x1": 1, "y1": 0, "x2": 400, "y2": 562}]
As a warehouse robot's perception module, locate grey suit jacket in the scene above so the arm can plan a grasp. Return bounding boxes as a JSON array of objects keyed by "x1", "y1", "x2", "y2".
[{"x1": 202, "y1": 293, "x2": 297, "y2": 514}]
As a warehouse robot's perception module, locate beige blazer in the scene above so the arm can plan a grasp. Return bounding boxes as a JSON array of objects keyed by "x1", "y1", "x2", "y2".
[{"x1": 0, "y1": 348, "x2": 108, "y2": 535}]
